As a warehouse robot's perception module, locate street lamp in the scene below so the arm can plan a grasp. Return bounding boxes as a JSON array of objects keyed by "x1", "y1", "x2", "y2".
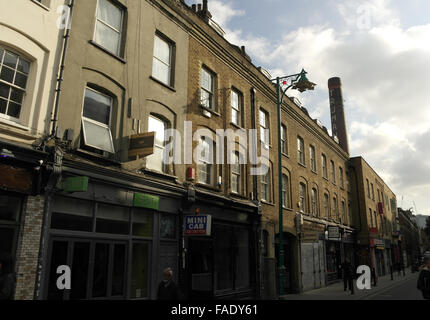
[{"x1": 271, "y1": 69, "x2": 316, "y2": 297}]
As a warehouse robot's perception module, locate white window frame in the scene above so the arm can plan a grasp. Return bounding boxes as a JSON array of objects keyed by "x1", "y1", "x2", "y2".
[
  {"x1": 259, "y1": 109, "x2": 269, "y2": 146},
  {"x1": 81, "y1": 87, "x2": 115, "y2": 154},
  {"x1": 332, "y1": 196, "x2": 338, "y2": 220},
  {"x1": 281, "y1": 124, "x2": 288, "y2": 155},
  {"x1": 322, "y1": 154, "x2": 328, "y2": 179},
  {"x1": 297, "y1": 137, "x2": 305, "y2": 165},
  {"x1": 310, "y1": 145, "x2": 316, "y2": 172},
  {"x1": 299, "y1": 183, "x2": 306, "y2": 213},
  {"x1": 324, "y1": 194, "x2": 330, "y2": 219},
  {"x1": 311, "y1": 188, "x2": 318, "y2": 216},
  {"x1": 201, "y1": 67, "x2": 214, "y2": 110},
  {"x1": 0, "y1": 47, "x2": 31, "y2": 122},
  {"x1": 339, "y1": 167, "x2": 344, "y2": 188},
  {"x1": 94, "y1": 0, "x2": 124, "y2": 56},
  {"x1": 331, "y1": 160, "x2": 336, "y2": 184},
  {"x1": 198, "y1": 136, "x2": 214, "y2": 185},
  {"x1": 261, "y1": 165, "x2": 271, "y2": 202},
  {"x1": 152, "y1": 34, "x2": 173, "y2": 86},
  {"x1": 282, "y1": 174, "x2": 289, "y2": 208},
  {"x1": 231, "y1": 89, "x2": 241, "y2": 126},
  {"x1": 146, "y1": 115, "x2": 168, "y2": 173},
  {"x1": 231, "y1": 151, "x2": 241, "y2": 194}
]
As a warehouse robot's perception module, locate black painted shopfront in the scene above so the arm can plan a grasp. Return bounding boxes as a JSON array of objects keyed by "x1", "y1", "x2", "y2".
[
  {"x1": 40, "y1": 168, "x2": 184, "y2": 300},
  {"x1": 182, "y1": 192, "x2": 260, "y2": 300}
]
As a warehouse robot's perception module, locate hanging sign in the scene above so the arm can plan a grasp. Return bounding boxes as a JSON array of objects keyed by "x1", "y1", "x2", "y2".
[{"x1": 184, "y1": 215, "x2": 212, "y2": 236}]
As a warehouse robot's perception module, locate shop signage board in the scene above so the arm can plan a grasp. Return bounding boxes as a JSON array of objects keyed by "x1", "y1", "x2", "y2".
[
  {"x1": 133, "y1": 193, "x2": 159, "y2": 210},
  {"x1": 327, "y1": 226, "x2": 340, "y2": 240},
  {"x1": 184, "y1": 215, "x2": 212, "y2": 236},
  {"x1": 128, "y1": 132, "x2": 155, "y2": 158},
  {"x1": 63, "y1": 176, "x2": 89, "y2": 192}
]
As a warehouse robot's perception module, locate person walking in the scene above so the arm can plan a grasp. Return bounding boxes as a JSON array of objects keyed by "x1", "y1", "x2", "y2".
[
  {"x1": 341, "y1": 259, "x2": 354, "y2": 294},
  {"x1": 0, "y1": 252, "x2": 16, "y2": 300},
  {"x1": 157, "y1": 267, "x2": 181, "y2": 300},
  {"x1": 417, "y1": 256, "x2": 430, "y2": 300}
]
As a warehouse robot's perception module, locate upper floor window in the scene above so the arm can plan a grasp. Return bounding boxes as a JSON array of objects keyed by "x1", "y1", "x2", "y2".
[
  {"x1": 322, "y1": 154, "x2": 328, "y2": 179},
  {"x1": 330, "y1": 160, "x2": 336, "y2": 184},
  {"x1": 332, "y1": 196, "x2": 338, "y2": 220},
  {"x1": 311, "y1": 188, "x2": 318, "y2": 217},
  {"x1": 341, "y1": 200, "x2": 346, "y2": 224},
  {"x1": 94, "y1": 0, "x2": 124, "y2": 56},
  {"x1": 152, "y1": 34, "x2": 174, "y2": 87},
  {"x1": 371, "y1": 183, "x2": 375, "y2": 200},
  {"x1": 198, "y1": 136, "x2": 214, "y2": 185},
  {"x1": 281, "y1": 124, "x2": 288, "y2": 155},
  {"x1": 81, "y1": 87, "x2": 115, "y2": 153},
  {"x1": 339, "y1": 167, "x2": 344, "y2": 188},
  {"x1": 259, "y1": 109, "x2": 269, "y2": 146},
  {"x1": 261, "y1": 164, "x2": 271, "y2": 202},
  {"x1": 366, "y1": 178, "x2": 370, "y2": 198},
  {"x1": 299, "y1": 183, "x2": 307, "y2": 213},
  {"x1": 282, "y1": 174, "x2": 290, "y2": 209},
  {"x1": 146, "y1": 115, "x2": 168, "y2": 173},
  {"x1": 324, "y1": 193, "x2": 329, "y2": 219},
  {"x1": 201, "y1": 67, "x2": 215, "y2": 110},
  {"x1": 310, "y1": 145, "x2": 316, "y2": 172},
  {"x1": 297, "y1": 136, "x2": 305, "y2": 165},
  {"x1": 0, "y1": 47, "x2": 30, "y2": 121},
  {"x1": 231, "y1": 89, "x2": 242, "y2": 126},
  {"x1": 231, "y1": 151, "x2": 241, "y2": 194}
]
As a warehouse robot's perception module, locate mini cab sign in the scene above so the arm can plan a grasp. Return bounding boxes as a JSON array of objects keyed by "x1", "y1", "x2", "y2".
[{"x1": 184, "y1": 215, "x2": 212, "y2": 236}]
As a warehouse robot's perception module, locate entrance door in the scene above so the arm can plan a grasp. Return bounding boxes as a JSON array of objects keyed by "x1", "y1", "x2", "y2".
[
  {"x1": 46, "y1": 238, "x2": 127, "y2": 300},
  {"x1": 188, "y1": 239, "x2": 213, "y2": 299}
]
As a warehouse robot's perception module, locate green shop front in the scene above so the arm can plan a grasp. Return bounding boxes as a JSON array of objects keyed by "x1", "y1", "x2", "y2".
[{"x1": 39, "y1": 168, "x2": 184, "y2": 300}]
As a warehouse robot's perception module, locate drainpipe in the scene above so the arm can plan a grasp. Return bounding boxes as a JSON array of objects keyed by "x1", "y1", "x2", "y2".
[{"x1": 50, "y1": 0, "x2": 75, "y2": 138}]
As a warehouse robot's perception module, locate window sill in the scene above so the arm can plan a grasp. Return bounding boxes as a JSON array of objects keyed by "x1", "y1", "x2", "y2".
[
  {"x1": 311, "y1": 170, "x2": 318, "y2": 175},
  {"x1": 75, "y1": 148, "x2": 121, "y2": 166},
  {"x1": 0, "y1": 118, "x2": 30, "y2": 132},
  {"x1": 230, "y1": 192, "x2": 248, "y2": 200},
  {"x1": 149, "y1": 76, "x2": 176, "y2": 92},
  {"x1": 230, "y1": 122, "x2": 245, "y2": 130},
  {"x1": 196, "y1": 183, "x2": 221, "y2": 193},
  {"x1": 261, "y1": 200, "x2": 275, "y2": 206},
  {"x1": 283, "y1": 207, "x2": 293, "y2": 212},
  {"x1": 298, "y1": 162, "x2": 306, "y2": 168},
  {"x1": 88, "y1": 40, "x2": 126, "y2": 64},
  {"x1": 281, "y1": 152, "x2": 289, "y2": 158},
  {"x1": 142, "y1": 168, "x2": 178, "y2": 183},
  {"x1": 31, "y1": 0, "x2": 50, "y2": 11},
  {"x1": 323, "y1": 177, "x2": 329, "y2": 181},
  {"x1": 200, "y1": 105, "x2": 220, "y2": 117}
]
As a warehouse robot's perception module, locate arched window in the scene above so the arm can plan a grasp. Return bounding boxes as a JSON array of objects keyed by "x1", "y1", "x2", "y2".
[
  {"x1": 0, "y1": 46, "x2": 30, "y2": 121},
  {"x1": 311, "y1": 188, "x2": 318, "y2": 217},
  {"x1": 282, "y1": 174, "x2": 290, "y2": 209},
  {"x1": 299, "y1": 182, "x2": 307, "y2": 213},
  {"x1": 146, "y1": 115, "x2": 168, "y2": 173},
  {"x1": 332, "y1": 195, "x2": 338, "y2": 220},
  {"x1": 297, "y1": 136, "x2": 305, "y2": 165},
  {"x1": 324, "y1": 193, "x2": 329, "y2": 219},
  {"x1": 198, "y1": 136, "x2": 215, "y2": 185}
]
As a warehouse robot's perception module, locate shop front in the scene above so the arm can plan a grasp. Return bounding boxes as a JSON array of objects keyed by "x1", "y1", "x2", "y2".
[
  {"x1": 40, "y1": 170, "x2": 184, "y2": 300},
  {"x1": 182, "y1": 192, "x2": 259, "y2": 300},
  {"x1": 370, "y1": 238, "x2": 386, "y2": 277},
  {"x1": 326, "y1": 226, "x2": 342, "y2": 284}
]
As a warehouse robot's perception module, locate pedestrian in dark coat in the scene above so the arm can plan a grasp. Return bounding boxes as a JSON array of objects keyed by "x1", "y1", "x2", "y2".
[
  {"x1": 157, "y1": 267, "x2": 181, "y2": 300},
  {"x1": 341, "y1": 260, "x2": 354, "y2": 294},
  {"x1": 417, "y1": 256, "x2": 430, "y2": 300},
  {"x1": 0, "y1": 252, "x2": 15, "y2": 300}
]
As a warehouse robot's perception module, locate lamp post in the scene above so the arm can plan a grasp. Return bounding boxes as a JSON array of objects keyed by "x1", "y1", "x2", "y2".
[{"x1": 271, "y1": 69, "x2": 316, "y2": 297}]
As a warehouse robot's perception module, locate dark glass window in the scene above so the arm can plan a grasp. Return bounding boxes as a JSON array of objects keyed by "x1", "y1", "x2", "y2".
[
  {"x1": 160, "y1": 214, "x2": 176, "y2": 239},
  {"x1": 70, "y1": 242, "x2": 90, "y2": 300},
  {"x1": 112, "y1": 244, "x2": 126, "y2": 296},
  {"x1": 0, "y1": 193, "x2": 21, "y2": 221},
  {"x1": 47, "y1": 240, "x2": 69, "y2": 300},
  {"x1": 132, "y1": 209, "x2": 153, "y2": 237},
  {"x1": 92, "y1": 243, "x2": 110, "y2": 298},
  {"x1": 96, "y1": 204, "x2": 129, "y2": 235}
]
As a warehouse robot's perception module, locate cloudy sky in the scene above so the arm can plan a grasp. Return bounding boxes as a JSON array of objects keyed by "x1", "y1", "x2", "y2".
[{"x1": 186, "y1": 0, "x2": 430, "y2": 215}]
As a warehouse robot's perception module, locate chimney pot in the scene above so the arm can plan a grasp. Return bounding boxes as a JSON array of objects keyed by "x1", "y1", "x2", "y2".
[
  {"x1": 197, "y1": 4, "x2": 202, "y2": 11},
  {"x1": 191, "y1": 4, "x2": 196, "y2": 12},
  {"x1": 203, "y1": 0, "x2": 208, "y2": 11},
  {"x1": 328, "y1": 77, "x2": 349, "y2": 154}
]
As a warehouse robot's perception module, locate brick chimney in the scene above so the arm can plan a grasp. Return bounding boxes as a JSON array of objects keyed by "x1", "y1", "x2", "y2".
[
  {"x1": 328, "y1": 77, "x2": 349, "y2": 154},
  {"x1": 197, "y1": 0, "x2": 212, "y2": 21}
]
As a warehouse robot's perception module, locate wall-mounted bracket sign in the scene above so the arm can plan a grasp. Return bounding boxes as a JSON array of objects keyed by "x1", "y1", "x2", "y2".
[
  {"x1": 133, "y1": 193, "x2": 159, "y2": 210},
  {"x1": 128, "y1": 132, "x2": 155, "y2": 158},
  {"x1": 327, "y1": 226, "x2": 340, "y2": 240},
  {"x1": 184, "y1": 215, "x2": 212, "y2": 236}
]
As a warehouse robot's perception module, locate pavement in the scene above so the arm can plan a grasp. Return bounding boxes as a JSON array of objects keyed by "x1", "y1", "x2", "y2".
[{"x1": 281, "y1": 269, "x2": 425, "y2": 300}]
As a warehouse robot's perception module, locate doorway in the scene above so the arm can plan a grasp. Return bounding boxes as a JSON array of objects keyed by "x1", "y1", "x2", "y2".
[{"x1": 187, "y1": 238, "x2": 213, "y2": 299}]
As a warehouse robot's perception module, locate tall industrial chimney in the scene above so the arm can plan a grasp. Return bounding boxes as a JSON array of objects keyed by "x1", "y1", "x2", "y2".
[{"x1": 328, "y1": 77, "x2": 349, "y2": 154}]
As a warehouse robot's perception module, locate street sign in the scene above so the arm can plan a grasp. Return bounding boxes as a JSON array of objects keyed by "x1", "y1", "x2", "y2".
[{"x1": 184, "y1": 215, "x2": 212, "y2": 236}]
